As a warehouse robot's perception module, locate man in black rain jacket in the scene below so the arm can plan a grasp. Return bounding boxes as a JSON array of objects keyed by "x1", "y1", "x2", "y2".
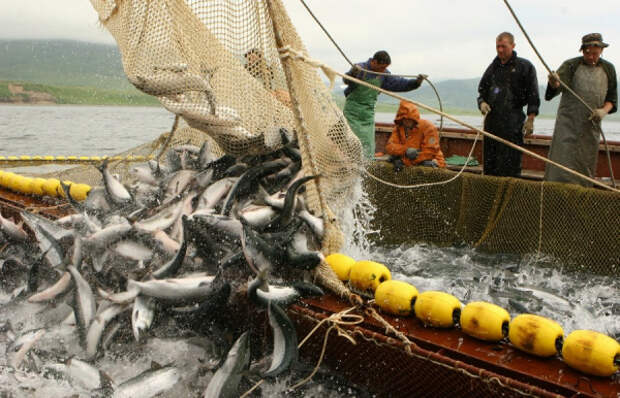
[{"x1": 477, "y1": 32, "x2": 540, "y2": 177}]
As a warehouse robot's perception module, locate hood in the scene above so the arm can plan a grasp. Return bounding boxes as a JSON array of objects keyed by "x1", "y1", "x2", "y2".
[{"x1": 394, "y1": 101, "x2": 420, "y2": 123}]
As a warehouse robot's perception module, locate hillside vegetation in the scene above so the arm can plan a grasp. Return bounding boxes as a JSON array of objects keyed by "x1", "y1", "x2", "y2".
[
  {"x1": 0, "y1": 39, "x2": 155, "y2": 105},
  {"x1": 1, "y1": 39, "x2": 618, "y2": 119}
]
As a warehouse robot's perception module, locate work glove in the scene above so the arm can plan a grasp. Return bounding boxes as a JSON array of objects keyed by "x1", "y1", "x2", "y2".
[
  {"x1": 589, "y1": 108, "x2": 608, "y2": 122},
  {"x1": 420, "y1": 159, "x2": 438, "y2": 168},
  {"x1": 548, "y1": 72, "x2": 561, "y2": 89},
  {"x1": 480, "y1": 101, "x2": 491, "y2": 115},
  {"x1": 392, "y1": 158, "x2": 404, "y2": 172},
  {"x1": 522, "y1": 118, "x2": 534, "y2": 136},
  {"x1": 405, "y1": 148, "x2": 419, "y2": 160}
]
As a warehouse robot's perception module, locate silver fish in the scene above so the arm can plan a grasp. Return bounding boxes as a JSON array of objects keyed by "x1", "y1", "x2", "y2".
[
  {"x1": 85, "y1": 303, "x2": 129, "y2": 360},
  {"x1": 134, "y1": 199, "x2": 184, "y2": 233},
  {"x1": 131, "y1": 165, "x2": 159, "y2": 186},
  {"x1": 27, "y1": 272, "x2": 72, "y2": 303},
  {"x1": 45, "y1": 357, "x2": 114, "y2": 391},
  {"x1": 129, "y1": 70, "x2": 212, "y2": 96},
  {"x1": 264, "y1": 302, "x2": 298, "y2": 377},
  {"x1": 113, "y1": 365, "x2": 181, "y2": 398},
  {"x1": 0, "y1": 212, "x2": 28, "y2": 242},
  {"x1": 132, "y1": 296, "x2": 156, "y2": 343},
  {"x1": 67, "y1": 266, "x2": 96, "y2": 342},
  {"x1": 99, "y1": 159, "x2": 132, "y2": 206},
  {"x1": 114, "y1": 240, "x2": 154, "y2": 262},
  {"x1": 152, "y1": 229, "x2": 181, "y2": 254},
  {"x1": 203, "y1": 331, "x2": 250, "y2": 398},
  {"x1": 9, "y1": 328, "x2": 46, "y2": 369},
  {"x1": 239, "y1": 205, "x2": 277, "y2": 228},
  {"x1": 83, "y1": 223, "x2": 133, "y2": 250},
  {"x1": 126, "y1": 274, "x2": 216, "y2": 302},
  {"x1": 198, "y1": 177, "x2": 236, "y2": 209}
]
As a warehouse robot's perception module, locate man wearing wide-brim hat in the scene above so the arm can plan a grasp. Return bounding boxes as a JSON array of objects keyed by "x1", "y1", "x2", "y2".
[{"x1": 544, "y1": 33, "x2": 617, "y2": 187}]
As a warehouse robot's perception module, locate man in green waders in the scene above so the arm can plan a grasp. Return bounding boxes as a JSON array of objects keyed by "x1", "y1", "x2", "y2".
[{"x1": 343, "y1": 51, "x2": 425, "y2": 159}]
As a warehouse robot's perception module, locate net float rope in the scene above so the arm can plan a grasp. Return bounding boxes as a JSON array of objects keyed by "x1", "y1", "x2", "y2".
[
  {"x1": 0, "y1": 154, "x2": 154, "y2": 168},
  {"x1": 324, "y1": 253, "x2": 620, "y2": 378}
]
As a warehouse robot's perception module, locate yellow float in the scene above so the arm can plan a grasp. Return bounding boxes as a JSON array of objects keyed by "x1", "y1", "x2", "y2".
[
  {"x1": 562, "y1": 330, "x2": 619, "y2": 377},
  {"x1": 460, "y1": 302, "x2": 510, "y2": 342},
  {"x1": 348, "y1": 260, "x2": 391, "y2": 293},
  {"x1": 508, "y1": 314, "x2": 564, "y2": 357},
  {"x1": 414, "y1": 291, "x2": 461, "y2": 328},
  {"x1": 325, "y1": 253, "x2": 356, "y2": 281},
  {"x1": 375, "y1": 280, "x2": 418, "y2": 316}
]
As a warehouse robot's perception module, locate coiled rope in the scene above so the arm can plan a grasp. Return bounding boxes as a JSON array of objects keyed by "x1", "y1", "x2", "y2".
[
  {"x1": 502, "y1": 0, "x2": 616, "y2": 188},
  {"x1": 278, "y1": 46, "x2": 619, "y2": 193},
  {"x1": 297, "y1": 0, "x2": 445, "y2": 131}
]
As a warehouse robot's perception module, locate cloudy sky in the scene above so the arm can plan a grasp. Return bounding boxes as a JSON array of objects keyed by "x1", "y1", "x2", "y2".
[{"x1": 1, "y1": 1, "x2": 619, "y2": 81}]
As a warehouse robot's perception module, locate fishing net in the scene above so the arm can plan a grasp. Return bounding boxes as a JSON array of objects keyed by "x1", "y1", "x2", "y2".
[
  {"x1": 76, "y1": 0, "x2": 364, "y2": 263},
  {"x1": 364, "y1": 163, "x2": 619, "y2": 276}
]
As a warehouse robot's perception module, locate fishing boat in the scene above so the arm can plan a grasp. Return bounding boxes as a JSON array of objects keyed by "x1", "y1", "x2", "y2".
[
  {"x1": 0, "y1": 165, "x2": 618, "y2": 397},
  {"x1": 0, "y1": 0, "x2": 617, "y2": 396},
  {"x1": 375, "y1": 122, "x2": 620, "y2": 183}
]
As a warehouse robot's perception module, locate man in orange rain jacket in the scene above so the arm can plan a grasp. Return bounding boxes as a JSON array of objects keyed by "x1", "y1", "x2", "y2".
[{"x1": 385, "y1": 100, "x2": 445, "y2": 171}]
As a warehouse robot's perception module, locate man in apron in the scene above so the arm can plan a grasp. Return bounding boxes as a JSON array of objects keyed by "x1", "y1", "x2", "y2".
[
  {"x1": 477, "y1": 32, "x2": 540, "y2": 177},
  {"x1": 545, "y1": 33, "x2": 617, "y2": 187},
  {"x1": 343, "y1": 51, "x2": 425, "y2": 159}
]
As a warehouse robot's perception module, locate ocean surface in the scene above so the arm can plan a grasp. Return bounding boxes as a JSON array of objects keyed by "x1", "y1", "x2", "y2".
[{"x1": 0, "y1": 104, "x2": 618, "y2": 396}]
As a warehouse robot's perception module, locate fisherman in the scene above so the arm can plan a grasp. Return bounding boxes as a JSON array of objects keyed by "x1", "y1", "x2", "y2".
[
  {"x1": 477, "y1": 32, "x2": 540, "y2": 177},
  {"x1": 544, "y1": 33, "x2": 617, "y2": 187},
  {"x1": 244, "y1": 48, "x2": 274, "y2": 90},
  {"x1": 343, "y1": 50, "x2": 425, "y2": 159},
  {"x1": 385, "y1": 100, "x2": 445, "y2": 171}
]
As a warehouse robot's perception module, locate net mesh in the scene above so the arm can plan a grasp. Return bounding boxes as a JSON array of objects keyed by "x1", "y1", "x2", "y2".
[
  {"x1": 81, "y1": 0, "x2": 365, "y2": 258},
  {"x1": 364, "y1": 163, "x2": 619, "y2": 276}
]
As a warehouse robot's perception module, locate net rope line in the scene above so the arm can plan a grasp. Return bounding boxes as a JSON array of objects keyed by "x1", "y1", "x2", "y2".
[
  {"x1": 278, "y1": 46, "x2": 620, "y2": 193},
  {"x1": 502, "y1": 0, "x2": 617, "y2": 188},
  {"x1": 297, "y1": 0, "x2": 445, "y2": 131},
  {"x1": 363, "y1": 306, "x2": 546, "y2": 398},
  {"x1": 289, "y1": 307, "x2": 554, "y2": 398},
  {"x1": 239, "y1": 305, "x2": 365, "y2": 398}
]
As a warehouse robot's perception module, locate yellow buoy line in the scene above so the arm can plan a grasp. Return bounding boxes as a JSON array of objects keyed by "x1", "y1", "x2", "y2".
[
  {"x1": 325, "y1": 253, "x2": 620, "y2": 378},
  {"x1": 0, "y1": 170, "x2": 91, "y2": 201},
  {"x1": 0, "y1": 154, "x2": 153, "y2": 167}
]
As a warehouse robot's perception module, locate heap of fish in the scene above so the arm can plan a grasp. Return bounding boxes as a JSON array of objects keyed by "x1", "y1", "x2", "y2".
[{"x1": 0, "y1": 131, "x2": 329, "y2": 397}]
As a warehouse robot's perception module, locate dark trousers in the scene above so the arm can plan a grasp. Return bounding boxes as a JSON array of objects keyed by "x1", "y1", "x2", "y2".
[{"x1": 483, "y1": 110, "x2": 525, "y2": 177}]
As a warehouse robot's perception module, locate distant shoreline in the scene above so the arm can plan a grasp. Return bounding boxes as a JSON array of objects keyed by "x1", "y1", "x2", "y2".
[{"x1": 1, "y1": 80, "x2": 618, "y2": 121}]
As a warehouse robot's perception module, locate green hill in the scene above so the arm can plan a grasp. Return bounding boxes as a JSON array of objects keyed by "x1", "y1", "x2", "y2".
[
  {"x1": 0, "y1": 39, "x2": 132, "y2": 89},
  {"x1": 1, "y1": 39, "x2": 618, "y2": 117},
  {"x1": 0, "y1": 39, "x2": 157, "y2": 105}
]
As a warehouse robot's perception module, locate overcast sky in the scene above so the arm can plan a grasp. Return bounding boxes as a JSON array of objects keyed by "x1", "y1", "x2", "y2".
[{"x1": 1, "y1": 1, "x2": 619, "y2": 82}]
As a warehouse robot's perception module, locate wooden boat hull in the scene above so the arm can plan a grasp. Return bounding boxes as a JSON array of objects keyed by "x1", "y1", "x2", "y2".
[
  {"x1": 375, "y1": 122, "x2": 620, "y2": 181},
  {"x1": 292, "y1": 295, "x2": 619, "y2": 398}
]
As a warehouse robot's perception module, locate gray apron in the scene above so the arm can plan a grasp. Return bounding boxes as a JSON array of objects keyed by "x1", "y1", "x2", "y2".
[{"x1": 545, "y1": 64, "x2": 607, "y2": 187}]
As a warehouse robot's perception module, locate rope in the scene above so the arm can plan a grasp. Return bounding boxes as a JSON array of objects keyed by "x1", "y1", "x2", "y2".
[
  {"x1": 502, "y1": 0, "x2": 616, "y2": 188},
  {"x1": 278, "y1": 46, "x2": 619, "y2": 193},
  {"x1": 297, "y1": 0, "x2": 444, "y2": 131},
  {"x1": 292, "y1": 306, "x2": 551, "y2": 398},
  {"x1": 0, "y1": 155, "x2": 153, "y2": 167},
  {"x1": 239, "y1": 305, "x2": 364, "y2": 398}
]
